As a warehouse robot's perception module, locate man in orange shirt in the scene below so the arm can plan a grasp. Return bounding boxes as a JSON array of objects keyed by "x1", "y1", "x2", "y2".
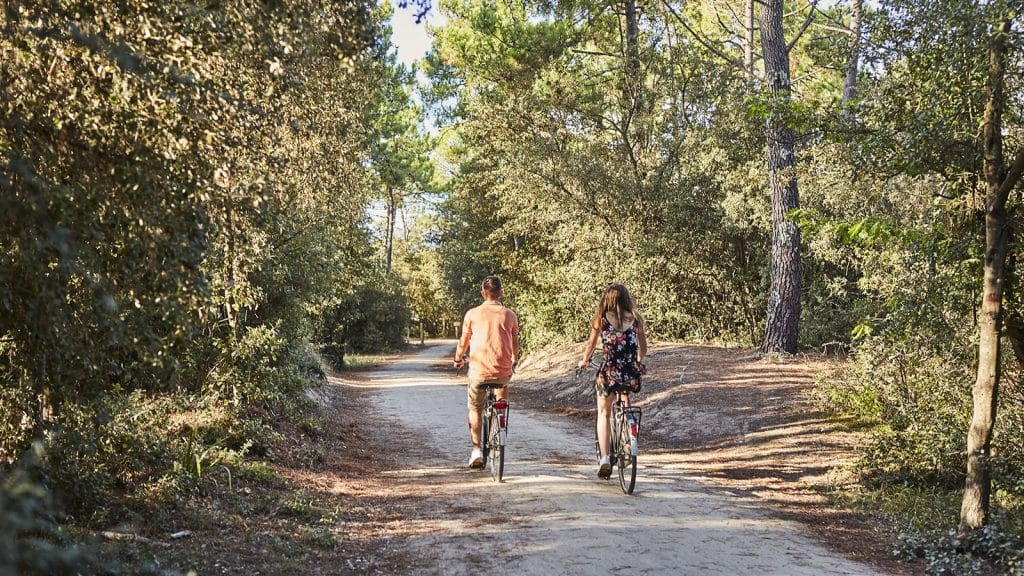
[{"x1": 454, "y1": 275, "x2": 519, "y2": 468}]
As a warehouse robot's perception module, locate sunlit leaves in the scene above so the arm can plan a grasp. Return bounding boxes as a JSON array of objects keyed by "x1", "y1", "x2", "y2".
[{"x1": 0, "y1": 0, "x2": 382, "y2": 456}]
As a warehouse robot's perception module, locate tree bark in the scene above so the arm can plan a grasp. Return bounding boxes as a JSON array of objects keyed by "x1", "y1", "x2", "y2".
[
  {"x1": 385, "y1": 186, "x2": 396, "y2": 273},
  {"x1": 744, "y1": 0, "x2": 755, "y2": 86},
  {"x1": 758, "y1": 0, "x2": 802, "y2": 355},
  {"x1": 624, "y1": 0, "x2": 643, "y2": 116},
  {"x1": 841, "y1": 0, "x2": 861, "y2": 106},
  {"x1": 960, "y1": 17, "x2": 1016, "y2": 532}
]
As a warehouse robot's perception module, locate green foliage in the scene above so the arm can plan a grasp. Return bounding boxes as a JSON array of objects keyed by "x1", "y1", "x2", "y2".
[
  {"x1": 235, "y1": 460, "x2": 279, "y2": 486},
  {"x1": 317, "y1": 272, "x2": 411, "y2": 369},
  {"x1": 0, "y1": 1, "x2": 400, "y2": 566},
  {"x1": 298, "y1": 526, "x2": 338, "y2": 550},
  {"x1": 430, "y1": 0, "x2": 771, "y2": 348},
  {"x1": 46, "y1": 393, "x2": 175, "y2": 523},
  {"x1": 838, "y1": 485, "x2": 1023, "y2": 575},
  {"x1": 0, "y1": 444, "x2": 87, "y2": 576},
  {"x1": 896, "y1": 524, "x2": 1024, "y2": 576}
]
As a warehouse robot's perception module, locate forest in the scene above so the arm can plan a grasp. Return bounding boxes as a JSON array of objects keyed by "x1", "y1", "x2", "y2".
[{"x1": 1, "y1": 0, "x2": 1022, "y2": 574}]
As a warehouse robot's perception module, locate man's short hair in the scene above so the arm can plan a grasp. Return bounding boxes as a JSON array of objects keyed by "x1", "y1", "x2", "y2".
[{"x1": 482, "y1": 275, "x2": 502, "y2": 297}]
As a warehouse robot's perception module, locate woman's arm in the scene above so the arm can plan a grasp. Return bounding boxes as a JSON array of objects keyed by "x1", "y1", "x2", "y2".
[
  {"x1": 578, "y1": 323, "x2": 600, "y2": 369},
  {"x1": 636, "y1": 323, "x2": 648, "y2": 362}
]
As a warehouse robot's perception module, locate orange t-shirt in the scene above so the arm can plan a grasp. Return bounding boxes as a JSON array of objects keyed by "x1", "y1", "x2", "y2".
[{"x1": 457, "y1": 301, "x2": 519, "y2": 381}]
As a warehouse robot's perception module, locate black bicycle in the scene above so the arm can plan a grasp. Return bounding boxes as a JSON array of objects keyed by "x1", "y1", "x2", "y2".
[
  {"x1": 480, "y1": 383, "x2": 509, "y2": 482},
  {"x1": 608, "y1": 393, "x2": 641, "y2": 494},
  {"x1": 577, "y1": 363, "x2": 642, "y2": 494}
]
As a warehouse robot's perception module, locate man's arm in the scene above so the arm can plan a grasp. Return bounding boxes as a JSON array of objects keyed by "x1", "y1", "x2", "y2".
[
  {"x1": 454, "y1": 314, "x2": 472, "y2": 365},
  {"x1": 636, "y1": 323, "x2": 648, "y2": 362},
  {"x1": 512, "y1": 329, "x2": 520, "y2": 368}
]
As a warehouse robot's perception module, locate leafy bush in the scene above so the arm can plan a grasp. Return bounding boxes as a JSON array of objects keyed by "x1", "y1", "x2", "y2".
[
  {"x1": 0, "y1": 0, "x2": 382, "y2": 536},
  {"x1": 815, "y1": 331, "x2": 974, "y2": 489},
  {"x1": 0, "y1": 358, "x2": 33, "y2": 463},
  {"x1": 46, "y1": 393, "x2": 175, "y2": 525},
  {"x1": 895, "y1": 522, "x2": 1024, "y2": 576},
  {"x1": 318, "y1": 273, "x2": 411, "y2": 369},
  {"x1": 0, "y1": 444, "x2": 87, "y2": 575}
]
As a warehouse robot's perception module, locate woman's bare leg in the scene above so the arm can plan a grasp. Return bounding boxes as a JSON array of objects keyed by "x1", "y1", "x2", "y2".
[{"x1": 596, "y1": 393, "x2": 613, "y2": 457}]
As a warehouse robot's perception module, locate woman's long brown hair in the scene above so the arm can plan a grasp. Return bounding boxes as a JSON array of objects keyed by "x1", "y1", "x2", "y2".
[{"x1": 591, "y1": 283, "x2": 643, "y2": 330}]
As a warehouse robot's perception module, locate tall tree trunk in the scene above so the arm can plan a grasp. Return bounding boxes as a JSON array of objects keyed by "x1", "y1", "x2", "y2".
[
  {"x1": 624, "y1": 0, "x2": 642, "y2": 116},
  {"x1": 744, "y1": 0, "x2": 755, "y2": 86},
  {"x1": 841, "y1": 0, "x2": 861, "y2": 106},
  {"x1": 758, "y1": 0, "x2": 801, "y2": 354},
  {"x1": 961, "y1": 17, "x2": 1018, "y2": 532},
  {"x1": 385, "y1": 186, "x2": 396, "y2": 273}
]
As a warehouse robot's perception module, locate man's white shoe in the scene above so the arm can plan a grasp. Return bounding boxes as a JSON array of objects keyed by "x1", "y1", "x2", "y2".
[
  {"x1": 598, "y1": 455, "x2": 611, "y2": 478},
  {"x1": 468, "y1": 448, "x2": 484, "y2": 469}
]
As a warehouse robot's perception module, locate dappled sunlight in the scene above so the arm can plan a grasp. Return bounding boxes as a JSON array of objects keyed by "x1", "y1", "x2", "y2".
[
  {"x1": 329, "y1": 344, "x2": 885, "y2": 575},
  {"x1": 327, "y1": 374, "x2": 460, "y2": 390}
]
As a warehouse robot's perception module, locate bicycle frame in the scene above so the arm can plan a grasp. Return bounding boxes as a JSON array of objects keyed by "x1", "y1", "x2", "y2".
[
  {"x1": 616, "y1": 400, "x2": 642, "y2": 457},
  {"x1": 488, "y1": 390, "x2": 509, "y2": 446}
]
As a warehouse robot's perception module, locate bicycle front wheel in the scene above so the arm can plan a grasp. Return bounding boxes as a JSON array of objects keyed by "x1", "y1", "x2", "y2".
[
  {"x1": 615, "y1": 415, "x2": 637, "y2": 494},
  {"x1": 487, "y1": 409, "x2": 504, "y2": 482}
]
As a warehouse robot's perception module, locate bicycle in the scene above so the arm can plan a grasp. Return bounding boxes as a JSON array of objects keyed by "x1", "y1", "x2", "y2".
[
  {"x1": 479, "y1": 383, "x2": 509, "y2": 482},
  {"x1": 576, "y1": 362, "x2": 642, "y2": 495},
  {"x1": 456, "y1": 359, "x2": 510, "y2": 482}
]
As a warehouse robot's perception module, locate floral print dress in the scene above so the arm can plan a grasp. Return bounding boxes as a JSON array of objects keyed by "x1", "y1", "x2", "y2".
[{"x1": 596, "y1": 318, "x2": 643, "y2": 396}]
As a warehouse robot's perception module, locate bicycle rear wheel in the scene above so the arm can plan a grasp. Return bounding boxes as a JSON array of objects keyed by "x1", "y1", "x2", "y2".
[
  {"x1": 487, "y1": 409, "x2": 504, "y2": 482},
  {"x1": 479, "y1": 409, "x2": 490, "y2": 465},
  {"x1": 615, "y1": 414, "x2": 637, "y2": 494}
]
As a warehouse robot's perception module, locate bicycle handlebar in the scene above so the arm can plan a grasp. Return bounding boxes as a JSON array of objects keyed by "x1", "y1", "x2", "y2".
[{"x1": 574, "y1": 359, "x2": 601, "y2": 377}]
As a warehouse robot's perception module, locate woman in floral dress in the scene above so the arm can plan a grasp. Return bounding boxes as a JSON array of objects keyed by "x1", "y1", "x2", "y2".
[{"x1": 577, "y1": 283, "x2": 648, "y2": 478}]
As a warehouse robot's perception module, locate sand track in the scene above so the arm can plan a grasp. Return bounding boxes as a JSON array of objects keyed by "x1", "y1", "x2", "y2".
[{"x1": 328, "y1": 342, "x2": 887, "y2": 576}]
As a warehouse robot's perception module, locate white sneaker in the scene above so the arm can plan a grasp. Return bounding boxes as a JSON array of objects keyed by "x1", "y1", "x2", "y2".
[
  {"x1": 468, "y1": 448, "x2": 484, "y2": 469},
  {"x1": 598, "y1": 455, "x2": 611, "y2": 478}
]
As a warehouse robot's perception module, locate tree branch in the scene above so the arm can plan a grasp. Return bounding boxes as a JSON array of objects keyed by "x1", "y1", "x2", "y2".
[
  {"x1": 811, "y1": 21, "x2": 852, "y2": 36},
  {"x1": 996, "y1": 147, "x2": 1024, "y2": 206},
  {"x1": 787, "y1": 0, "x2": 820, "y2": 51},
  {"x1": 710, "y1": 1, "x2": 737, "y2": 37},
  {"x1": 571, "y1": 48, "x2": 621, "y2": 58},
  {"x1": 719, "y1": 0, "x2": 749, "y2": 32},
  {"x1": 661, "y1": 0, "x2": 746, "y2": 72}
]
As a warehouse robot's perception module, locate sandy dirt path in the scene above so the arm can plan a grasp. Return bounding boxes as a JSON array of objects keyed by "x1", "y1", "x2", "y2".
[{"x1": 331, "y1": 342, "x2": 888, "y2": 576}]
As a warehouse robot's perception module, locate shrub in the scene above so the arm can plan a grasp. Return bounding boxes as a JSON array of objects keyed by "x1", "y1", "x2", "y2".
[
  {"x1": 318, "y1": 273, "x2": 411, "y2": 369},
  {"x1": 0, "y1": 443, "x2": 87, "y2": 575},
  {"x1": 46, "y1": 393, "x2": 175, "y2": 525}
]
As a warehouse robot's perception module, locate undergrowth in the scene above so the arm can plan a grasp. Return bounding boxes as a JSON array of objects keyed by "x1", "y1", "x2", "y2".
[
  {"x1": 832, "y1": 484, "x2": 1023, "y2": 575},
  {"x1": 813, "y1": 345, "x2": 1024, "y2": 575}
]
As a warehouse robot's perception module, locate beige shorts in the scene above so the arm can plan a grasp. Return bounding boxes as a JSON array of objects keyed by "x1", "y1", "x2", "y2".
[{"x1": 467, "y1": 376, "x2": 510, "y2": 412}]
